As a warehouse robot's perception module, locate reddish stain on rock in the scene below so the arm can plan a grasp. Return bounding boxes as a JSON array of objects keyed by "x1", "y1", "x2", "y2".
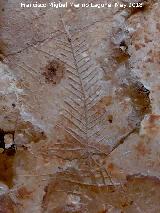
[
  {"x1": 143, "y1": 114, "x2": 160, "y2": 136},
  {"x1": 17, "y1": 186, "x2": 33, "y2": 200},
  {"x1": 42, "y1": 60, "x2": 65, "y2": 85},
  {"x1": 135, "y1": 142, "x2": 151, "y2": 156},
  {"x1": 0, "y1": 152, "x2": 16, "y2": 188},
  {"x1": 148, "y1": 114, "x2": 160, "y2": 124},
  {"x1": 0, "y1": 194, "x2": 16, "y2": 213},
  {"x1": 107, "y1": 163, "x2": 115, "y2": 172}
]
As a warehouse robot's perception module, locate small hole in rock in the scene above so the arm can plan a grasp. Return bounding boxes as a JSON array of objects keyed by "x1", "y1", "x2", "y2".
[
  {"x1": 0, "y1": 130, "x2": 15, "y2": 155},
  {"x1": 12, "y1": 103, "x2": 16, "y2": 108},
  {"x1": 0, "y1": 130, "x2": 5, "y2": 153},
  {"x1": 120, "y1": 41, "x2": 126, "y2": 47}
]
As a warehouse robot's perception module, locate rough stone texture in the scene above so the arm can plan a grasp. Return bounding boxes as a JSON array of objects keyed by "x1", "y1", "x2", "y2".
[{"x1": 0, "y1": 0, "x2": 160, "y2": 212}]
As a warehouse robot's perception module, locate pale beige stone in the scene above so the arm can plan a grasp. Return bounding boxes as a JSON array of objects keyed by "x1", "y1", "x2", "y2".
[{"x1": 0, "y1": 0, "x2": 159, "y2": 212}]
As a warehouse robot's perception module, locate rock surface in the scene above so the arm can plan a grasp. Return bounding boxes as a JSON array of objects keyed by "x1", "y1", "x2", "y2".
[{"x1": 0, "y1": 0, "x2": 160, "y2": 212}]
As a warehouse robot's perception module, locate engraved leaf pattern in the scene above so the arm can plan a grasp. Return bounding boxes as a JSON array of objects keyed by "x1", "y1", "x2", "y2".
[{"x1": 59, "y1": 16, "x2": 106, "y2": 144}]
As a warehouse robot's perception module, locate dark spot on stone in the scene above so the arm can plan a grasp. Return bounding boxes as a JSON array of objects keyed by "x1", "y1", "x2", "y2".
[
  {"x1": 12, "y1": 103, "x2": 16, "y2": 108},
  {"x1": 42, "y1": 60, "x2": 65, "y2": 85},
  {"x1": 108, "y1": 115, "x2": 113, "y2": 123},
  {"x1": 2, "y1": 8, "x2": 4, "y2": 12},
  {"x1": 41, "y1": 131, "x2": 44, "y2": 136},
  {"x1": 0, "y1": 129, "x2": 5, "y2": 152},
  {"x1": 120, "y1": 40, "x2": 126, "y2": 47},
  {"x1": 5, "y1": 144, "x2": 16, "y2": 156},
  {"x1": 130, "y1": 200, "x2": 134, "y2": 205},
  {"x1": 68, "y1": 37, "x2": 71, "y2": 42},
  {"x1": 119, "y1": 40, "x2": 128, "y2": 53}
]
